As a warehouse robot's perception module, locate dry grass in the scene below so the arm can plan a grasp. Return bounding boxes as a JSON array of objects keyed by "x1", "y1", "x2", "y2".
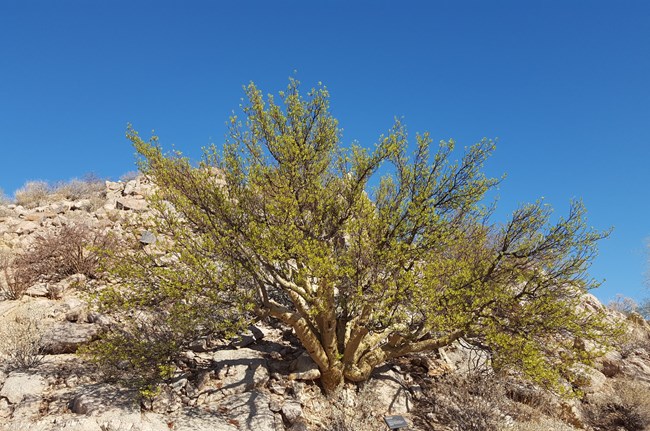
[{"x1": 504, "y1": 418, "x2": 576, "y2": 431}]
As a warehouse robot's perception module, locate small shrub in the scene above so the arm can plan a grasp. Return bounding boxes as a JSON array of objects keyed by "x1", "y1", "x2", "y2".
[
  {"x1": 81, "y1": 319, "x2": 179, "y2": 394},
  {"x1": 119, "y1": 171, "x2": 140, "y2": 182},
  {"x1": 0, "y1": 253, "x2": 34, "y2": 300},
  {"x1": 20, "y1": 223, "x2": 117, "y2": 282},
  {"x1": 415, "y1": 373, "x2": 518, "y2": 431},
  {"x1": 0, "y1": 187, "x2": 10, "y2": 205},
  {"x1": 14, "y1": 180, "x2": 51, "y2": 208},
  {"x1": 608, "y1": 295, "x2": 639, "y2": 316},
  {"x1": 53, "y1": 174, "x2": 105, "y2": 201},
  {"x1": 637, "y1": 298, "x2": 650, "y2": 320},
  {"x1": 0, "y1": 315, "x2": 45, "y2": 370}
]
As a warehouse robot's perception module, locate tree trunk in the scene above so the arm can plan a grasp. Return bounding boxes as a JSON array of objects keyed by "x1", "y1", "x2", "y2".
[{"x1": 320, "y1": 364, "x2": 344, "y2": 394}]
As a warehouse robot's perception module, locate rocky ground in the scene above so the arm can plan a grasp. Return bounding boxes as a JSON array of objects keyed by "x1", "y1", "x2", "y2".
[{"x1": 1, "y1": 177, "x2": 650, "y2": 431}]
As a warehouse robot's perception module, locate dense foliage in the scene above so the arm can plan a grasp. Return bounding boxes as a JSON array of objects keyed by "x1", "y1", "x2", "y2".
[{"x1": 95, "y1": 79, "x2": 615, "y2": 393}]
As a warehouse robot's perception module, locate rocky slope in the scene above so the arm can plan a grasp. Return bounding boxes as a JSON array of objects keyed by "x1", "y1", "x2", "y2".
[{"x1": 1, "y1": 178, "x2": 649, "y2": 431}]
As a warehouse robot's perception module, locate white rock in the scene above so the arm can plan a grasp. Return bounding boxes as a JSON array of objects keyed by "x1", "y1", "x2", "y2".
[
  {"x1": 219, "y1": 391, "x2": 277, "y2": 431},
  {"x1": 71, "y1": 200, "x2": 93, "y2": 212},
  {"x1": 209, "y1": 348, "x2": 269, "y2": 397},
  {"x1": 116, "y1": 198, "x2": 148, "y2": 211},
  {"x1": 281, "y1": 401, "x2": 303, "y2": 423},
  {"x1": 123, "y1": 181, "x2": 137, "y2": 196},
  {"x1": 105, "y1": 181, "x2": 122, "y2": 191},
  {"x1": 44, "y1": 322, "x2": 99, "y2": 354},
  {"x1": 363, "y1": 368, "x2": 412, "y2": 414},
  {"x1": 15, "y1": 220, "x2": 38, "y2": 235},
  {"x1": 70, "y1": 384, "x2": 139, "y2": 416},
  {"x1": 0, "y1": 372, "x2": 47, "y2": 404},
  {"x1": 289, "y1": 352, "x2": 320, "y2": 381}
]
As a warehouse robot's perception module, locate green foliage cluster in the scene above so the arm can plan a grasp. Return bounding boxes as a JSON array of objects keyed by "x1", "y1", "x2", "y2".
[
  {"x1": 85, "y1": 218, "x2": 252, "y2": 389},
  {"x1": 92, "y1": 79, "x2": 617, "y2": 394}
]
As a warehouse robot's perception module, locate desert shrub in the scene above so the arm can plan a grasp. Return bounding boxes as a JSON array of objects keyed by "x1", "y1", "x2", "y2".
[
  {"x1": 80, "y1": 317, "x2": 178, "y2": 394},
  {"x1": 14, "y1": 180, "x2": 51, "y2": 208},
  {"x1": 119, "y1": 171, "x2": 140, "y2": 182},
  {"x1": 413, "y1": 372, "x2": 554, "y2": 431},
  {"x1": 0, "y1": 315, "x2": 45, "y2": 370},
  {"x1": 608, "y1": 295, "x2": 639, "y2": 316},
  {"x1": 85, "y1": 229, "x2": 251, "y2": 393},
  {"x1": 20, "y1": 223, "x2": 117, "y2": 282},
  {"x1": 0, "y1": 187, "x2": 10, "y2": 205},
  {"x1": 637, "y1": 298, "x2": 650, "y2": 320},
  {"x1": 116, "y1": 79, "x2": 615, "y2": 395},
  {"x1": 585, "y1": 380, "x2": 650, "y2": 431},
  {"x1": 53, "y1": 174, "x2": 105, "y2": 201},
  {"x1": 0, "y1": 253, "x2": 35, "y2": 300}
]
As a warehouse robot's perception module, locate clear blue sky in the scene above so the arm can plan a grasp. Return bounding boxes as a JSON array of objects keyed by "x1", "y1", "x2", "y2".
[{"x1": 1, "y1": 1, "x2": 649, "y2": 303}]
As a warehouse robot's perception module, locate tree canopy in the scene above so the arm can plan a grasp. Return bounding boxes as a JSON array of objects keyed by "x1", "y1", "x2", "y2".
[{"x1": 97, "y1": 79, "x2": 614, "y2": 394}]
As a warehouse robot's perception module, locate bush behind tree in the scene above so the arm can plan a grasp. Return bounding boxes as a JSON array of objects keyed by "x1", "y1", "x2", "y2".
[{"x1": 93, "y1": 79, "x2": 618, "y2": 394}]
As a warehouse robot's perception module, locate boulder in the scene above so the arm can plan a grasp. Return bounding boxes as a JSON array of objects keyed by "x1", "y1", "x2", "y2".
[
  {"x1": 232, "y1": 325, "x2": 265, "y2": 348},
  {"x1": 570, "y1": 365, "x2": 607, "y2": 394},
  {"x1": 289, "y1": 352, "x2": 321, "y2": 381},
  {"x1": 44, "y1": 322, "x2": 99, "y2": 354},
  {"x1": 0, "y1": 372, "x2": 47, "y2": 404},
  {"x1": 116, "y1": 197, "x2": 148, "y2": 211},
  {"x1": 599, "y1": 350, "x2": 623, "y2": 377},
  {"x1": 139, "y1": 230, "x2": 156, "y2": 245},
  {"x1": 364, "y1": 368, "x2": 412, "y2": 414},
  {"x1": 49, "y1": 202, "x2": 70, "y2": 214},
  {"x1": 105, "y1": 181, "x2": 122, "y2": 191},
  {"x1": 15, "y1": 220, "x2": 38, "y2": 235},
  {"x1": 281, "y1": 400, "x2": 303, "y2": 424},
  {"x1": 193, "y1": 348, "x2": 269, "y2": 408},
  {"x1": 70, "y1": 384, "x2": 139, "y2": 416},
  {"x1": 25, "y1": 283, "x2": 49, "y2": 297},
  {"x1": 71, "y1": 199, "x2": 93, "y2": 212},
  {"x1": 219, "y1": 391, "x2": 278, "y2": 431},
  {"x1": 123, "y1": 181, "x2": 137, "y2": 196}
]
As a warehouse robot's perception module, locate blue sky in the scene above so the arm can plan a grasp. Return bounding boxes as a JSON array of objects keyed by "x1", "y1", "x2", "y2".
[{"x1": 1, "y1": 1, "x2": 649, "y2": 303}]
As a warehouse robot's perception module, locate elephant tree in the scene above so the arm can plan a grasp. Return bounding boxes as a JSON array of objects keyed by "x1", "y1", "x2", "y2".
[{"x1": 104, "y1": 79, "x2": 613, "y2": 393}]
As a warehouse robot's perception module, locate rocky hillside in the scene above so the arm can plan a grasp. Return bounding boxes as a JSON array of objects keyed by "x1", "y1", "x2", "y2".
[{"x1": 1, "y1": 177, "x2": 650, "y2": 431}]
